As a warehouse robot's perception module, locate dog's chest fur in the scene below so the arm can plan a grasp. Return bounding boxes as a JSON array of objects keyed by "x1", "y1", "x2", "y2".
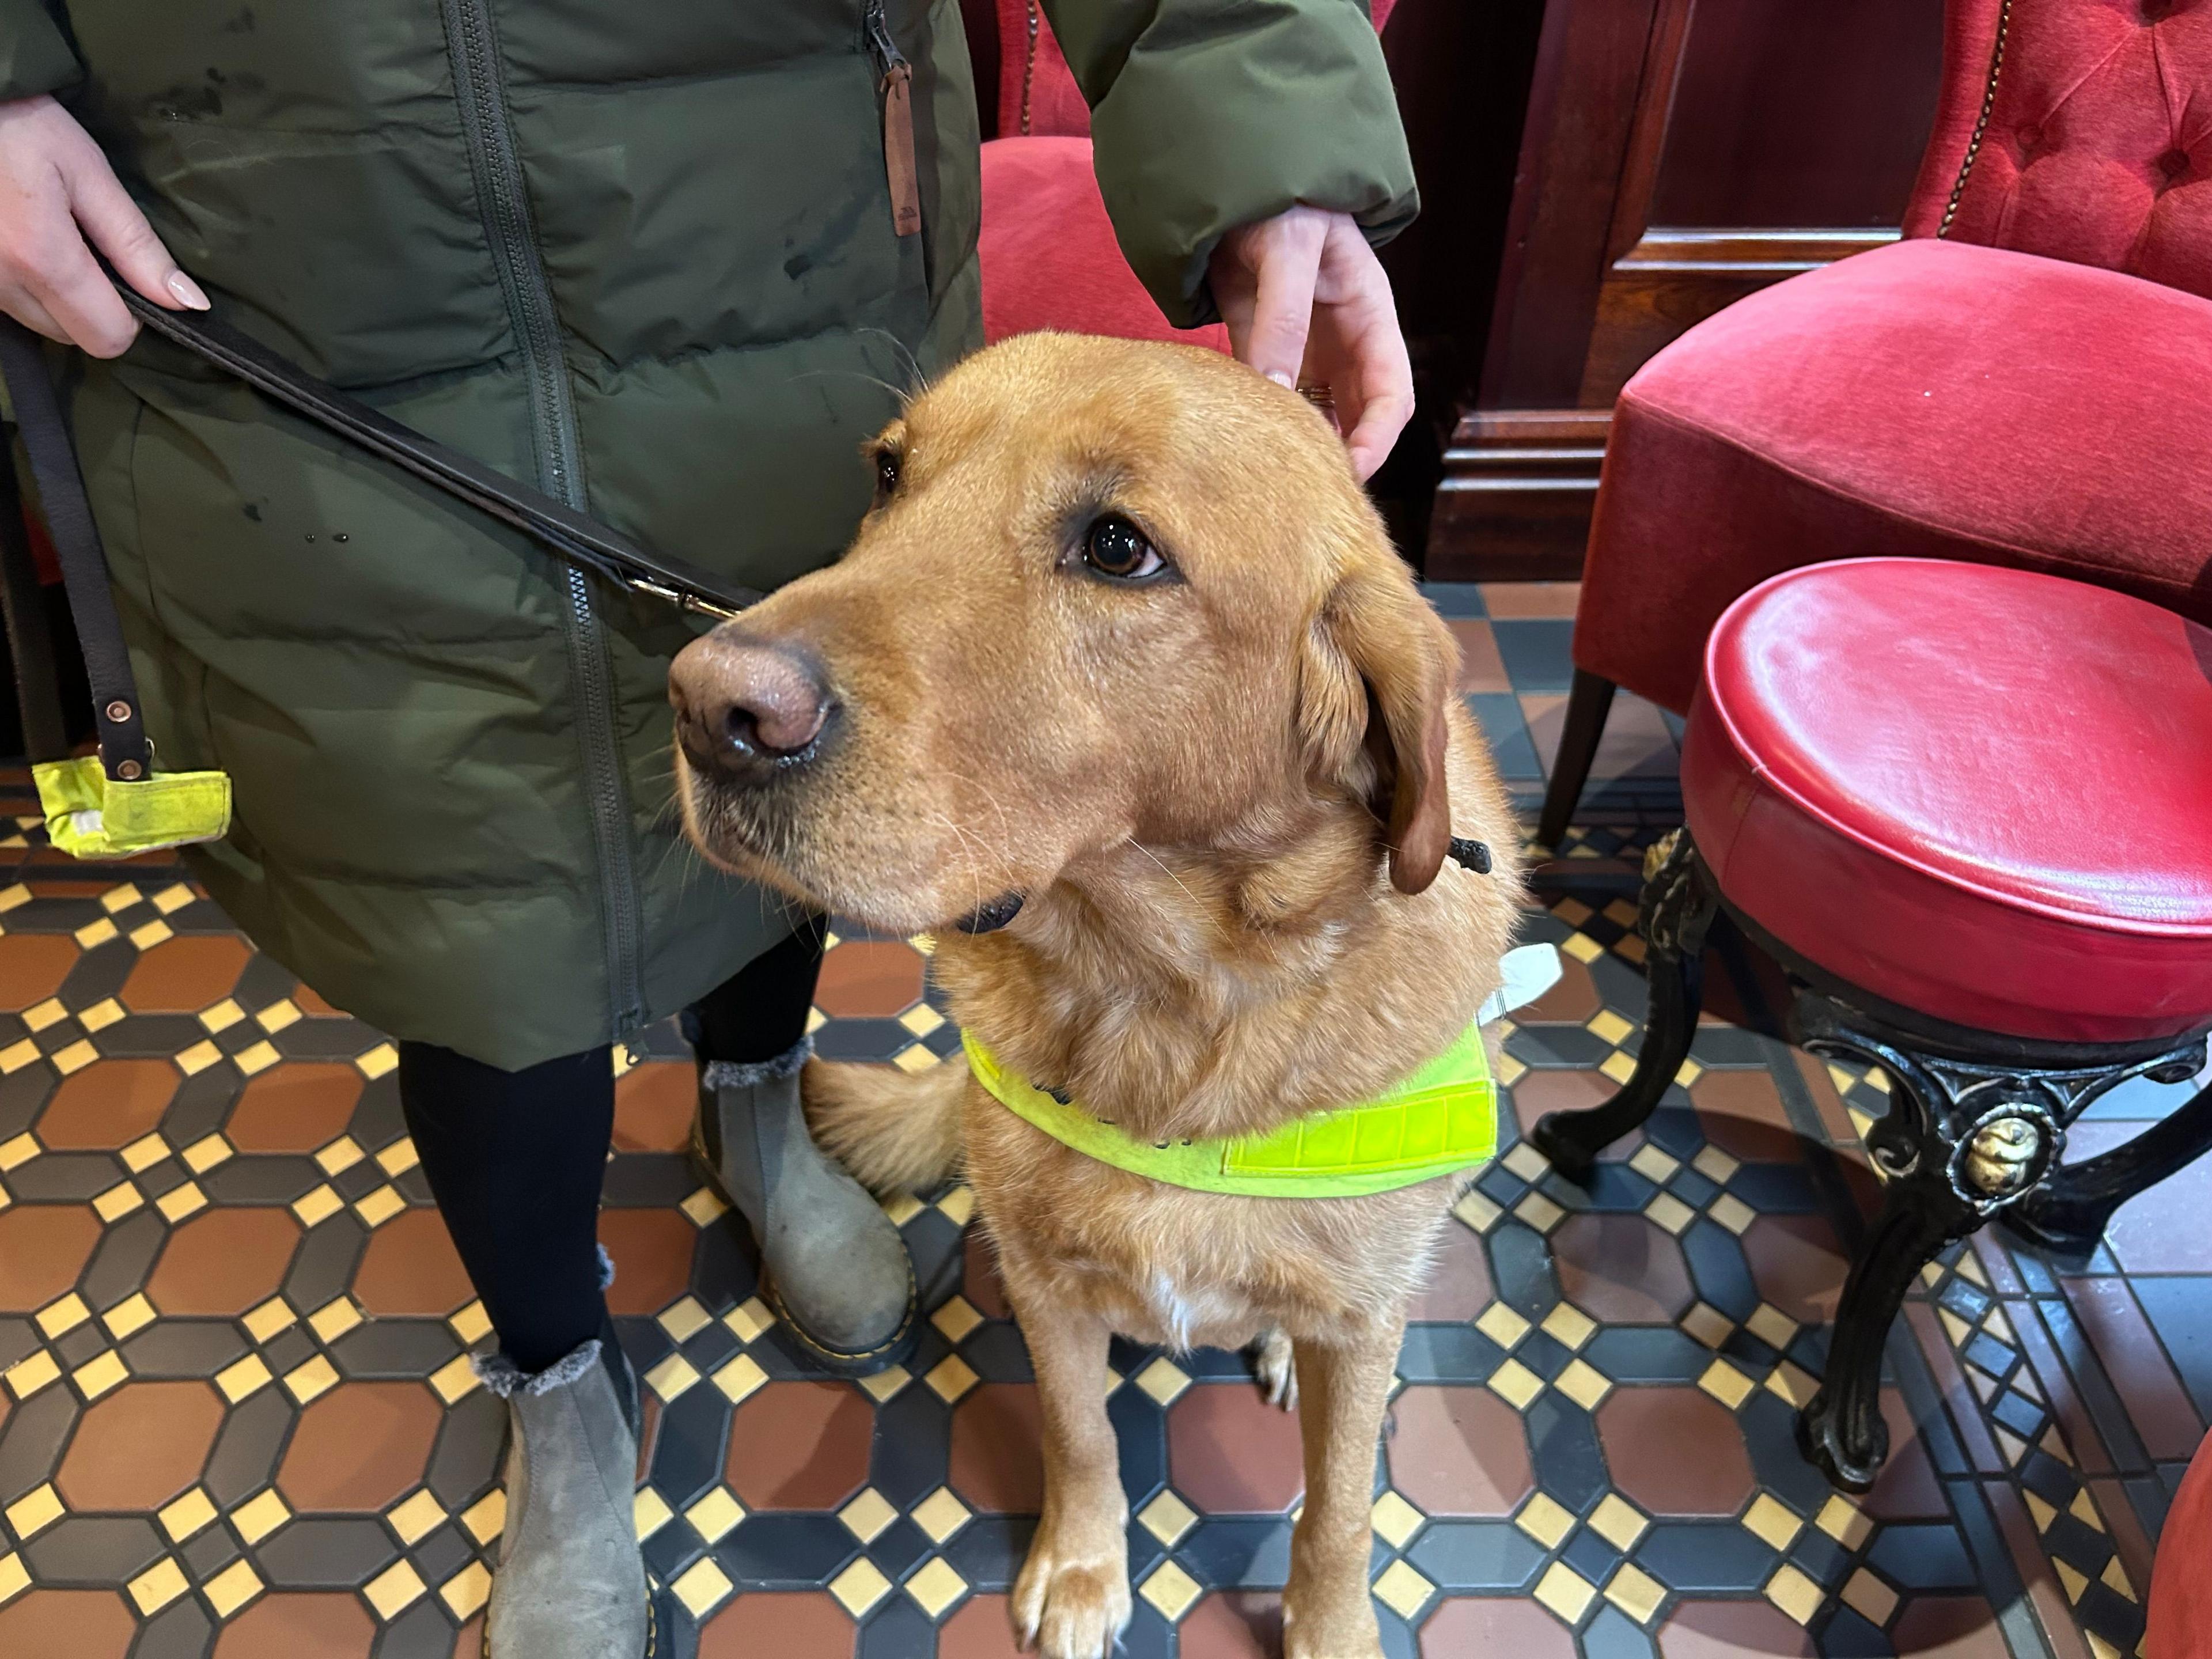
[{"x1": 960, "y1": 1085, "x2": 1457, "y2": 1351}]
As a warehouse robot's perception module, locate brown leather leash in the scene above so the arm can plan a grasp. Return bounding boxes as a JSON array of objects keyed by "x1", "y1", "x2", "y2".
[{"x1": 112, "y1": 282, "x2": 759, "y2": 619}]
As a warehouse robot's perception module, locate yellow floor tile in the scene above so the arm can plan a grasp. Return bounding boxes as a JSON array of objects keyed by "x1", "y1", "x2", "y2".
[
  {"x1": 912, "y1": 1488, "x2": 974, "y2": 1546},
  {"x1": 904, "y1": 1558, "x2": 968, "y2": 1620},
  {"x1": 1532, "y1": 1561, "x2": 1596, "y2": 1625},
  {"x1": 363, "y1": 1560, "x2": 426, "y2": 1620},
  {"x1": 829, "y1": 1559, "x2": 892, "y2": 1618}
]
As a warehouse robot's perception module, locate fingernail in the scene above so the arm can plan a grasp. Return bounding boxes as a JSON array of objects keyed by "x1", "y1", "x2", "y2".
[
  {"x1": 166, "y1": 271, "x2": 210, "y2": 310},
  {"x1": 1264, "y1": 369, "x2": 1294, "y2": 388}
]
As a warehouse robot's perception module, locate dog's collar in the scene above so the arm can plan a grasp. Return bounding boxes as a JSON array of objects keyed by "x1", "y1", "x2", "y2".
[{"x1": 963, "y1": 1019, "x2": 1497, "y2": 1198}]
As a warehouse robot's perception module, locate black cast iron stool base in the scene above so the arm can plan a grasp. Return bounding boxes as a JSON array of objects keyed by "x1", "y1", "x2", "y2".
[{"x1": 1531, "y1": 830, "x2": 2212, "y2": 1493}]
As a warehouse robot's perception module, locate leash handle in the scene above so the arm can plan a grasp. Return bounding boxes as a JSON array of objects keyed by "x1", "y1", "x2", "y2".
[
  {"x1": 111, "y1": 282, "x2": 760, "y2": 620},
  {"x1": 0, "y1": 443, "x2": 69, "y2": 764},
  {"x1": 0, "y1": 319, "x2": 150, "y2": 780}
]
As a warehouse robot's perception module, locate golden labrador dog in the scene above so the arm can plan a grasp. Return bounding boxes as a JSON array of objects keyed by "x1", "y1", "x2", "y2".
[{"x1": 668, "y1": 334, "x2": 1523, "y2": 1659}]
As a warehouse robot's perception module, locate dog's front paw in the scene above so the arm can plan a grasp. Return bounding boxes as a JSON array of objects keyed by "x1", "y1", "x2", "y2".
[{"x1": 1012, "y1": 1535, "x2": 1131, "y2": 1659}]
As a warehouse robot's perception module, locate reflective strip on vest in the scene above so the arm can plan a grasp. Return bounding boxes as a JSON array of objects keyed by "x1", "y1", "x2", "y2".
[{"x1": 962, "y1": 1019, "x2": 1497, "y2": 1199}]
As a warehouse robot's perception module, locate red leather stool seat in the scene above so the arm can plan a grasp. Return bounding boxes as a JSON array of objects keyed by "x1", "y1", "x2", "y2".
[{"x1": 1681, "y1": 559, "x2": 2212, "y2": 1044}]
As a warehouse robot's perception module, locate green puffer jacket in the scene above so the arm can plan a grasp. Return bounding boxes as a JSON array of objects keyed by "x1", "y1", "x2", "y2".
[{"x1": 0, "y1": 0, "x2": 1415, "y2": 1070}]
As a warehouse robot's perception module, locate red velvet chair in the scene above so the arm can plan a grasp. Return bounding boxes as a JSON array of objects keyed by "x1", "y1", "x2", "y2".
[
  {"x1": 972, "y1": 0, "x2": 1391, "y2": 350},
  {"x1": 1538, "y1": 0, "x2": 2212, "y2": 844}
]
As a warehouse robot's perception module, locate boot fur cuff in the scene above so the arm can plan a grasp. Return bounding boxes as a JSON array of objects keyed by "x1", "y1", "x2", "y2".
[
  {"x1": 474, "y1": 1338, "x2": 601, "y2": 1399},
  {"x1": 702, "y1": 1035, "x2": 812, "y2": 1091}
]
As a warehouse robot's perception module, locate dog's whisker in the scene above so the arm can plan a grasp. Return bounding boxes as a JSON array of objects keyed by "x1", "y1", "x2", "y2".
[
  {"x1": 918, "y1": 804, "x2": 992, "y2": 922},
  {"x1": 787, "y1": 366, "x2": 912, "y2": 406},
  {"x1": 934, "y1": 761, "x2": 1019, "y2": 878},
  {"x1": 854, "y1": 325, "x2": 930, "y2": 397},
  {"x1": 656, "y1": 830, "x2": 712, "y2": 906},
  {"x1": 1119, "y1": 837, "x2": 1227, "y2": 945}
]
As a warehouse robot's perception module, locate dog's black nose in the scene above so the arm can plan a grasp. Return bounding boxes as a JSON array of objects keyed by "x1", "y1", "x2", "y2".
[{"x1": 670, "y1": 630, "x2": 835, "y2": 785}]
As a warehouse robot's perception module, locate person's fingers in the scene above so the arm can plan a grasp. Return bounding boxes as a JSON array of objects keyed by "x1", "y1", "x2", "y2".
[
  {"x1": 1212, "y1": 261, "x2": 1259, "y2": 362},
  {"x1": 1238, "y1": 213, "x2": 1324, "y2": 388},
  {"x1": 1343, "y1": 382, "x2": 1414, "y2": 480},
  {"x1": 1340, "y1": 321, "x2": 1414, "y2": 480},
  {"x1": 1216, "y1": 209, "x2": 1415, "y2": 475},
  {"x1": 15, "y1": 225, "x2": 138, "y2": 356},
  {"x1": 1316, "y1": 224, "x2": 1414, "y2": 479},
  {"x1": 59, "y1": 138, "x2": 203, "y2": 310},
  {"x1": 1326, "y1": 371, "x2": 1364, "y2": 452},
  {"x1": 0, "y1": 96, "x2": 161, "y2": 353},
  {"x1": 0, "y1": 281, "x2": 71, "y2": 344}
]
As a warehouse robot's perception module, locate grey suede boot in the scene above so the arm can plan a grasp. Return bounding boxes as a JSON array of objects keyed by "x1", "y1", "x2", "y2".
[
  {"x1": 692, "y1": 1037, "x2": 919, "y2": 1376},
  {"x1": 476, "y1": 1337, "x2": 692, "y2": 1659}
]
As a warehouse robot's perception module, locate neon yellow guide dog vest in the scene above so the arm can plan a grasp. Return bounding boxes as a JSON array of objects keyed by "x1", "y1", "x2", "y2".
[{"x1": 963, "y1": 1020, "x2": 1498, "y2": 1198}]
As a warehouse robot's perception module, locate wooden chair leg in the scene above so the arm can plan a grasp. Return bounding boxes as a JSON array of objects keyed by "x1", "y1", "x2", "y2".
[
  {"x1": 1537, "y1": 668, "x2": 1616, "y2": 847},
  {"x1": 1533, "y1": 828, "x2": 1714, "y2": 1179},
  {"x1": 2004, "y1": 1075, "x2": 2212, "y2": 1257}
]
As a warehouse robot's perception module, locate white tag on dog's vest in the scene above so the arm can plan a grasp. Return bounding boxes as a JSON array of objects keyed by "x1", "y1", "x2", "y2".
[{"x1": 1479, "y1": 944, "x2": 1563, "y2": 1025}]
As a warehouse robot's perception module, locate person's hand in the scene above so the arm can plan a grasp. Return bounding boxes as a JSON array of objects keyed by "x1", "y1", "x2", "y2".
[
  {"x1": 0, "y1": 94, "x2": 206, "y2": 358},
  {"x1": 1210, "y1": 206, "x2": 1414, "y2": 482}
]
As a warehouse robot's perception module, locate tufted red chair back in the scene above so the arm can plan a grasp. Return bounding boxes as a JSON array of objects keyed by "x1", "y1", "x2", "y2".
[{"x1": 1904, "y1": 0, "x2": 2212, "y2": 297}]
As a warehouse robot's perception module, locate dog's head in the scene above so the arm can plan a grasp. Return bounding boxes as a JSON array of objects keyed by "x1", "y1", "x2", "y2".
[{"x1": 670, "y1": 334, "x2": 1460, "y2": 934}]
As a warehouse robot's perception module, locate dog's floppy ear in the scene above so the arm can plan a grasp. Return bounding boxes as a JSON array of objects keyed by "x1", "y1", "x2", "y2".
[{"x1": 1297, "y1": 556, "x2": 1458, "y2": 895}]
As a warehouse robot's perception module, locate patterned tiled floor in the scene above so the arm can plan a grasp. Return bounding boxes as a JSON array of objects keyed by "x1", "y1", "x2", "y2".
[
  {"x1": 0, "y1": 582, "x2": 2201, "y2": 1659},
  {"x1": 1431, "y1": 581, "x2": 1684, "y2": 828}
]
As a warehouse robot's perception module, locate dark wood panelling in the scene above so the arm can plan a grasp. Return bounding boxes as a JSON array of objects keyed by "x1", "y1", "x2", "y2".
[
  {"x1": 1379, "y1": 0, "x2": 1545, "y2": 413},
  {"x1": 1366, "y1": 0, "x2": 1548, "y2": 569},
  {"x1": 1477, "y1": 0, "x2": 1672, "y2": 411},
  {"x1": 1429, "y1": 0, "x2": 1942, "y2": 581},
  {"x1": 1603, "y1": 0, "x2": 1699, "y2": 266},
  {"x1": 1578, "y1": 228, "x2": 1896, "y2": 406},
  {"x1": 1648, "y1": 0, "x2": 1945, "y2": 228},
  {"x1": 1429, "y1": 409, "x2": 1611, "y2": 582}
]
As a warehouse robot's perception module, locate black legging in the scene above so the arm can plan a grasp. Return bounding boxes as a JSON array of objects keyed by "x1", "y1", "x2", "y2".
[{"x1": 400, "y1": 920, "x2": 826, "y2": 1374}]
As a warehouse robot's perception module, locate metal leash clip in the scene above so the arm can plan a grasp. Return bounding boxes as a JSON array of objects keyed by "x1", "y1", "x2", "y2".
[{"x1": 625, "y1": 577, "x2": 746, "y2": 622}]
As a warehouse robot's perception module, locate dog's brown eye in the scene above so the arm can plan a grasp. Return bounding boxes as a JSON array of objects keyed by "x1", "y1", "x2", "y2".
[
  {"x1": 873, "y1": 447, "x2": 902, "y2": 501},
  {"x1": 1082, "y1": 514, "x2": 1164, "y2": 581}
]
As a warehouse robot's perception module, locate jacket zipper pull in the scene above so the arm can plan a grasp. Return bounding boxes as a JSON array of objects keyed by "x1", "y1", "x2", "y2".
[{"x1": 866, "y1": 0, "x2": 922, "y2": 238}]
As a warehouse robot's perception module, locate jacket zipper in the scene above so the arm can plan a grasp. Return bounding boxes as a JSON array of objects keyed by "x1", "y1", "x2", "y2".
[
  {"x1": 865, "y1": 0, "x2": 923, "y2": 236},
  {"x1": 442, "y1": 0, "x2": 648, "y2": 1038}
]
